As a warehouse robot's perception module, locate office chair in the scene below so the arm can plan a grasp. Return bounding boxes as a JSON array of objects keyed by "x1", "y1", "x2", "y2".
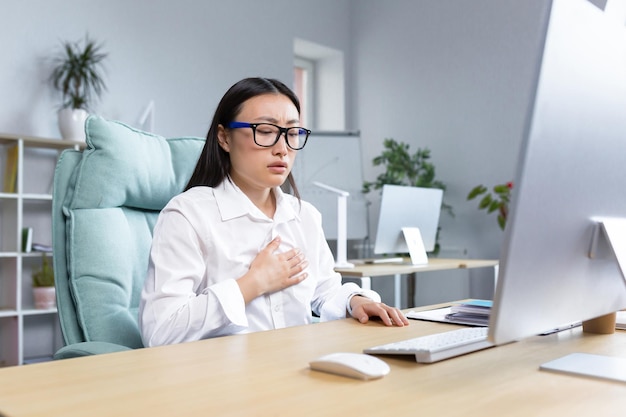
[{"x1": 52, "y1": 115, "x2": 204, "y2": 359}]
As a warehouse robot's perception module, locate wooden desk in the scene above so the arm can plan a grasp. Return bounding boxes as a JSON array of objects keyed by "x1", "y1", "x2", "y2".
[
  {"x1": 1, "y1": 303, "x2": 625, "y2": 417},
  {"x1": 336, "y1": 258, "x2": 499, "y2": 308}
]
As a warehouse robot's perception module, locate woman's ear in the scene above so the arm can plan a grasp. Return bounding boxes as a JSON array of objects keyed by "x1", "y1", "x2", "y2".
[{"x1": 217, "y1": 124, "x2": 230, "y2": 152}]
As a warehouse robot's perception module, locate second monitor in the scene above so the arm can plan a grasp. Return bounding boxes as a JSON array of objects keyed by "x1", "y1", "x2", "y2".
[{"x1": 374, "y1": 185, "x2": 443, "y2": 263}]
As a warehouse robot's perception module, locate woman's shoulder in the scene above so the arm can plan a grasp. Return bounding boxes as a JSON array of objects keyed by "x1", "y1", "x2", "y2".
[{"x1": 165, "y1": 186, "x2": 216, "y2": 209}]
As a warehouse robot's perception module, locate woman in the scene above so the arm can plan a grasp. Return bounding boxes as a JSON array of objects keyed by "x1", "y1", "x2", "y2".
[{"x1": 139, "y1": 77, "x2": 408, "y2": 347}]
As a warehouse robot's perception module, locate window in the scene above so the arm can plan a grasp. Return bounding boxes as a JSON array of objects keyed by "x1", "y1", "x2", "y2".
[
  {"x1": 294, "y1": 38, "x2": 345, "y2": 131},
  {"x1": 294, "y1": 57, "x2": 314, "y2": 128}
]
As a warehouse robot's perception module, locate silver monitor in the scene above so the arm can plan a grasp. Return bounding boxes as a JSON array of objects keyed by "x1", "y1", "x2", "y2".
[
  {"x1": 489, "y1": 0, "x2": 626, "y2": 348},
  {"x1": 374, "y1": 185, "x2": 443, "y2": 255}
]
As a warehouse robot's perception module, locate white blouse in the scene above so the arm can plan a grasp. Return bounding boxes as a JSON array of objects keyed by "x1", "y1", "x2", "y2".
[{"x1": 139, "y1": 179, "x2": 379, "y2": 347}]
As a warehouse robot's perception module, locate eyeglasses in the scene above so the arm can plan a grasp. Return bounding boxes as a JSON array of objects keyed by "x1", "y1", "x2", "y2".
[{"x1": 227, "y1": 121, "x2": 311, "y2": 150}]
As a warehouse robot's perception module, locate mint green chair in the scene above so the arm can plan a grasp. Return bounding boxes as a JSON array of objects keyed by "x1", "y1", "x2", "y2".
[{"x1": 52, "y1": 116, "x2": 204, "y2": 359}]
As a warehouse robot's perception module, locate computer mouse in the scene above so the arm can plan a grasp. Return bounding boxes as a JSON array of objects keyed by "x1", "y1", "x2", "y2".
[{"x1": 309, "y1": 352, "x2": 390, "y2": 380}]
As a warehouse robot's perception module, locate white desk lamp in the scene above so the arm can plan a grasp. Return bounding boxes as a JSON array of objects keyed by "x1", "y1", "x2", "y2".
[{"x1": 313, "y1": 181, "x2": 354, "y2": 268}]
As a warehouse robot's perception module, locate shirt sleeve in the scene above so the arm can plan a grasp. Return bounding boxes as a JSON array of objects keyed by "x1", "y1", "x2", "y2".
[
  {"x1": 304, "y1": 204, "x2": 382, "y2": 321},
  {"x1": 139, "y1": 203, "x2": 248, "y2": 347},
  {"x1": 318, "y1": 282, "x2": 381, "y2": 322}
]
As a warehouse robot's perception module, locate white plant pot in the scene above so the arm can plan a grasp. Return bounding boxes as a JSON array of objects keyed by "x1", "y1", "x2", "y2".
[
  {"x1": 33, "y1": 287, "x2": 56, "y2": 309},
  {"x1": 58, "y1": 108, "x2": 88, "y2": 142}
]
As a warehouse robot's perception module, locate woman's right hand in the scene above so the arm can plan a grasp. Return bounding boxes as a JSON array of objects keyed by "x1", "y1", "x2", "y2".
[{"x1": 236, "y1": 236, "x2": 309, "y2": 303}]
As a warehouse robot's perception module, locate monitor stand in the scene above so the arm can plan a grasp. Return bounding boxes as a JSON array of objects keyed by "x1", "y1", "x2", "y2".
[
  {"x1": 401, "y1": 227, "x2": 428, "y2": 265},
  {"x1": 540, "y1": 218, "x2": 626, "y2": 383}
]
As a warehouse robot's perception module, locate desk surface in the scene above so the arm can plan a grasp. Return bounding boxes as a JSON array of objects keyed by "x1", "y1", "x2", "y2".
[
  {"x1": 335, "y1": 258, "x2": 498, "y2": 277},
  {"x1": 1, "y1": 302, "x2": 625, "y2": 417}
]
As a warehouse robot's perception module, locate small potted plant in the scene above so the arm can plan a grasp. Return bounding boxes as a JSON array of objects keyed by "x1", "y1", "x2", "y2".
[
  {"x1": 32, "y1": 253, "x2": 56, "y2": 309},
  {"x1": 49, "y1": 34, "x2": 108, "y2": 141}
]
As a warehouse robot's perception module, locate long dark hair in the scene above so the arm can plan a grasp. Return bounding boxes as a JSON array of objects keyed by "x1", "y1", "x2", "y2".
[{"x1": 185, "y1": 77, "x2": 301, "y2": 199}]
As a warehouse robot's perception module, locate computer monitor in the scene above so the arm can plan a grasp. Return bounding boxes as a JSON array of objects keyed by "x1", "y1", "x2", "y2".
[
  {"x1": 489, "y1": 0, "x2": 626, "y2": 349},
  {"x1": 374, "y1": 185, "x2": 443, "y2": 255}
]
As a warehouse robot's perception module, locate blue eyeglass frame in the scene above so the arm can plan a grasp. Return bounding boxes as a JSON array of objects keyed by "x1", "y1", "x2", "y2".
[{"x1": 227, "y1": 121, "x2": 311, "y2": 150}]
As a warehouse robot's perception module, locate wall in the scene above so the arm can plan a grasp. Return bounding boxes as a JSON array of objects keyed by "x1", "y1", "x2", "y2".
[
  {"x1": 351, "y1": 0, "x2": 553, "y2": 302},
  {"x1": 0, "y1": 0, "x2": 351, "y2": 139}
]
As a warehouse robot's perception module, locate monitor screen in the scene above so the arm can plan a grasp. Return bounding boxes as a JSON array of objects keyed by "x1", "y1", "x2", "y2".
[
  {"x1": 374, "y1": 185, "x2": 443, "y2": 255},
  {"x1": 489, "y1": 0, "x2": 626, "y2": 346}
]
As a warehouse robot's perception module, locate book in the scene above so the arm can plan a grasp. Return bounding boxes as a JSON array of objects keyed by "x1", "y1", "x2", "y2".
[
  {"x1": 445, "y1": 299, "x2": 492, "y2": 326},
  {"x1": 407, "y1": 306, "x2": 487, "y2": 327},
  {"x1": 21, "y1": 227, "x2": 33, "y2": 252},
  {"x1": 2, "y1": 144, "x2": 18, "y2": 193},
  {"x1": 449, "y1": 299, "x2": 492, "y2": 313},
  {"x1": 406, "y1": 299, "x2": 493, "y2": 327},
  {"x1": 32, "y1": 242, "x2": 53, "y2": 253}
]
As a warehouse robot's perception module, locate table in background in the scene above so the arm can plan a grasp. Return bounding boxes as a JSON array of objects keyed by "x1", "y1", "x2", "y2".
[
  {"x1": 335, "y1": 258, "x2": 499, "y2": 308},
  {"x1": 1, "y1": 302, "x2": 625, "y2": 417}
]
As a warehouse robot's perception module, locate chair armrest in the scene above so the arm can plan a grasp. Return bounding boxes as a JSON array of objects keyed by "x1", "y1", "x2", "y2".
[{"x1": 54, "y1": 342, "x2": 135, "y2": 360}]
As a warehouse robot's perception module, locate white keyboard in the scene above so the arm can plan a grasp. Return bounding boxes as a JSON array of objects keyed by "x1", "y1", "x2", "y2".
[{"x1": 364, "y1": 327, "x2": 494, "y2": 363}]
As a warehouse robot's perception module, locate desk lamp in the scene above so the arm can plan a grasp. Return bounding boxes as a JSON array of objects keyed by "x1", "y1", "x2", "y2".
[{"x1": 314, "y1": 181, "x2": 354, "y2": 268}]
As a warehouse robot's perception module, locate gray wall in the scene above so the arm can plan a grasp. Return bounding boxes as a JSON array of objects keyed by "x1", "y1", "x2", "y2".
[
  {"x1": 352, "y1": 0, "x2": 551, "y2": 302},
  {"x1": 2, "y1": 0, "x2": 602, "y2": 305},
  {"x1": 0, "y1": 0, "x2": 352, "y2": 138}
]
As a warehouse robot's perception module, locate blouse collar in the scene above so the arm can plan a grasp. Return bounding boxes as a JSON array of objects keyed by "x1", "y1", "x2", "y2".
[{"x1": 214, "y1": 179, "x2": 299, "y2": 224}]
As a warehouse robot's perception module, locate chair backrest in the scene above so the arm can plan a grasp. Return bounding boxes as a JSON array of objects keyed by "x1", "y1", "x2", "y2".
[{"x1": 52, "y1": 115, "x2": 205, "y2": 349}]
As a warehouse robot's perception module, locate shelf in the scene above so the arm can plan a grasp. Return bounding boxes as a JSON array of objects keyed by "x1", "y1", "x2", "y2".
[
  {"x1": 22, "y1": 194, "x2": 53, "y2": 201},
  {"x1": 21, "y1": 251, "x2": 53, "y2": 258},
  {"x1": 22, "y1": 308, "x2": 58, "y2": 316},
  {"x1": 0, "y1": 309, "x2": 18, "y2": 318},
  {"x1": 22, "y1": 356, "x2": 55, "y2": 365},
  {"x1": 0, "y1": 135, "x2": 72, "y2": 365},
  {"x1": 0, "y1": 134, "x2": 84, "y2": 150}
]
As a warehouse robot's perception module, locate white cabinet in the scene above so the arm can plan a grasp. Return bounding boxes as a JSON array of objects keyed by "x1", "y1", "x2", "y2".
[{"x1": 0, "y1": 134, "x2": 83, "y2": 366}]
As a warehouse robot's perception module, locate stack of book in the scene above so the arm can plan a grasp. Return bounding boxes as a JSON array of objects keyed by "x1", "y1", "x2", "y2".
[
  {"x1": 21, "y1": 228, "x2": 53, "y2": 253},
  {"x1": 444, "y1": 299, "x2": 492, "y2": 326}
]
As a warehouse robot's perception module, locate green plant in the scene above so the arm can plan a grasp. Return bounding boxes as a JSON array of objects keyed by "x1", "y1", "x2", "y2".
[
  {"x1": 362, "y1": 138, "x2": 453, "y2": 216},
  {"x1": 49, "y1": 35, "x2": 108, "y2": 110},
  {"x1": 467, "y1": 181, "x2": 513, "y2": 230},
  {"x1": 32, "y1": 253, "x2": 55, "y2": 287}
]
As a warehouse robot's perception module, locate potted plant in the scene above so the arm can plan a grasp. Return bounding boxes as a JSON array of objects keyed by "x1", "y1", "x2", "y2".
[
  {"x1": 362, "y1": 138, "x2": 453, "y2": 254},
  {"x1": 49, "y1": 34, "x2": 108, "y2": 141},
  {"x1": 32, "y1": 253, "x2": 56, "y2": 309}
]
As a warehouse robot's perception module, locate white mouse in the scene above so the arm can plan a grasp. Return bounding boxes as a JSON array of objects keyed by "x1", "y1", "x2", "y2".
[{"x1": 309, "y1": 352, "x2": 390, "y2": 380}]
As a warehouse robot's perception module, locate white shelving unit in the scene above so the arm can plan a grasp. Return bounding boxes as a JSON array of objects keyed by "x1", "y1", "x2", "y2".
[{"x1": 0, "y1": 134, "x2": 83, "y2": 366}]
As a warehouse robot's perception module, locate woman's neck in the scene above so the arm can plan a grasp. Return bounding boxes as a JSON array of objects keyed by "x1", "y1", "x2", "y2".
[{"x1": 231, "y1": 177, "x2": 276, "y2": 218}]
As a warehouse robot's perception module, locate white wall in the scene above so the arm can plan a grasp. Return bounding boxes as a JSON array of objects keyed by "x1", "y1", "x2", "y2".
[{"x1": 0, "y1": 0, "x2": 352, "y2": 139}]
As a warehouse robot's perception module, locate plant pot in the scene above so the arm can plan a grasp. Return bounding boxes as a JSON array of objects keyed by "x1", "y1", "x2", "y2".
[
  {"x1": 58, "y1": 108, "x2": 88, "y2": 141},
  {"x1": 33, "y1": 287, "x2": 56, "y2": 309}
]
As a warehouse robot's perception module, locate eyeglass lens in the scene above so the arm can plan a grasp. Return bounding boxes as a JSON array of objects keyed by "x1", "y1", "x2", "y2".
[{"x1": 253, "y1": 123, "x2": 308, "y2": 150}]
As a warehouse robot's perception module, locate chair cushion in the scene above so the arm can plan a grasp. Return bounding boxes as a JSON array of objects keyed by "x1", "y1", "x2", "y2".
[
  {"x1": 62, "y1": 116, "x2": 205, "y2": 347},
  {"x1": 69, "y1": 116, "x2": 204, "y2": 210}
]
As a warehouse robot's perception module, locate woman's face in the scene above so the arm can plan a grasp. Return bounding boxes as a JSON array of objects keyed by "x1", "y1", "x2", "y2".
[{"x1": 218, "y1": 93, "x2": 300, "y2": 195}]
